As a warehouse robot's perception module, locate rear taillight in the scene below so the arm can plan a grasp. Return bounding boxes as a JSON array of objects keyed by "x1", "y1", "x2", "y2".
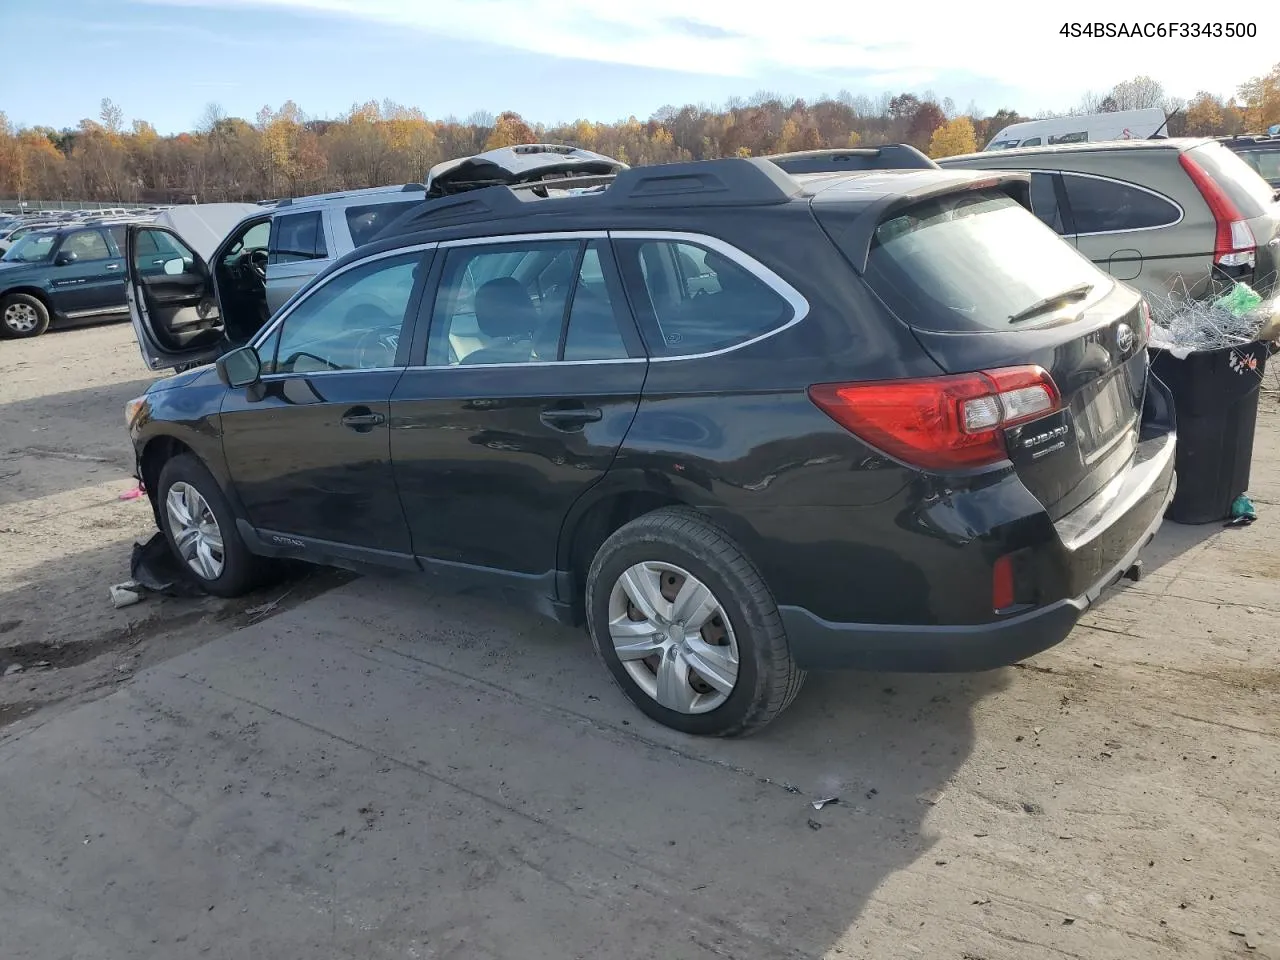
[
  {"x1": 1179, "y1": 152, "x2": 1256, "y2": 270},
  {"x1": 808, "y1": 365, "x2": 1061, "y2": 471}
]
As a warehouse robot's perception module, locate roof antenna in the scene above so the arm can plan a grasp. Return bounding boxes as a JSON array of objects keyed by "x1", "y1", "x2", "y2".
[{"x1": 1148, "y1": 106, "x2": 1179, "y2": 139}]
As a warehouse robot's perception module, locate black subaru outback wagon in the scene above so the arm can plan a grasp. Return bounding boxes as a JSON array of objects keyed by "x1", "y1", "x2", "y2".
[{"x1": 125, "y1": 156, "x2": 1176, "y2": 736}]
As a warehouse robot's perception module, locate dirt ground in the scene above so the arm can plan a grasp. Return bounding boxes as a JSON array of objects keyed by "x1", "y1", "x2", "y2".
[
  {"x1": 2, "y1": 321, "x2": 1279, "y2": 959},
  {"x1": 0, "y1": 323, "x2": 343, "y2": 725}
]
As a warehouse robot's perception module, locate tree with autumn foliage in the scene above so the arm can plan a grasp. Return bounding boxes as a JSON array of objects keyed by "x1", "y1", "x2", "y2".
[
  {"x1": 929, "y1": 117, "x2": 978, "y2": 158},
  {"x1": 484, "y1": 112, "x2": 536, "y2": 150},
  {"x1": 7, "y1": 65, "x2": 1280, "y2": 206}
]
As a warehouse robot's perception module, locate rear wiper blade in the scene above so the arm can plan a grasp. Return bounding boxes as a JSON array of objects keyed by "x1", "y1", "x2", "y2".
[{"x1": 1008, "y1": 282, "x2": 1093, "y2": 325}]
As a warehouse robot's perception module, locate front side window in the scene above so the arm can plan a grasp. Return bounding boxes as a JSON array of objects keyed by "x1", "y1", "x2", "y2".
[
  {"x1": 268, "y1": 211, "x2": 327, "y2": 265},
  {"x1": 59, "y1": 229, "x2": 112, "y2": 262},
  {"x1": 614, "y1": 238, "x2": 791, "y2": 356},
  {"x1": 267, "y1": 252, "x2": 421, "y2": 374},
  {"x1": 1060, "y1": 174, "x2": 1181, "y2": 234},
  {"x1": 131, "y1": 228, "x2": 195, "y2": 272},
  {"x1": 1020, "y1": 137, "x2": 1042, "y2": 147}
]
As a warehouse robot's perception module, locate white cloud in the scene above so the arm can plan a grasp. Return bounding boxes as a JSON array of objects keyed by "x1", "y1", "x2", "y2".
[{"x1": 135, "y1": 0, "x2": 1276, "y2": 106}]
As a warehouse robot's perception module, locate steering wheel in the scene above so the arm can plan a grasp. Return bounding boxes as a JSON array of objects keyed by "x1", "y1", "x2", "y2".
[{"x1": 247, "y1": 249, "x2": 268, "y2": 283}]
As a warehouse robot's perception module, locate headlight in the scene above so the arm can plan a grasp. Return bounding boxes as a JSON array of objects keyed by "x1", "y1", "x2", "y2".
[{"x1": 125, "y1": 396, "x2": 147, "y2": 430}]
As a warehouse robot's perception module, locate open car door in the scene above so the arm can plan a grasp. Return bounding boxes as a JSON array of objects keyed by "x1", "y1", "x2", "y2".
[{"x1": 125, "y1": 224, "x2": 226, "y2": 372}]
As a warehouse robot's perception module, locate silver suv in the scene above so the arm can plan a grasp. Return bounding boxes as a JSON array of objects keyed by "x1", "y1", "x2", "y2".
[
  {"x1": 127, "y1": 146, "x2": 627, "y2": 372},
  {"x1": 937, "y1": 138, "x2": 1280, "y2": 303}
]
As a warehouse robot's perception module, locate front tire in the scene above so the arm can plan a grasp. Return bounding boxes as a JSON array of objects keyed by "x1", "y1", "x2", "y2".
[
  {"x1": 0, "y1": 293, "x2": 51, "y2": 339},
  {"x1": 585, "y1": 507, "x2": 804, "y2": 737},
  {"x1": 157, "y1": 454, "x2": 270, "y2": 597}
]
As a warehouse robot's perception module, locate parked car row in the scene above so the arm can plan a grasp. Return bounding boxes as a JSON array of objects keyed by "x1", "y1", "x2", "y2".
[{"x1": 122, "y1": 142, "x2": 1179, "y2": 735}]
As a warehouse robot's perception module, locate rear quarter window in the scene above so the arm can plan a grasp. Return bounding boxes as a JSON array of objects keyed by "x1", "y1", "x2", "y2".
[
  {"x1": 1060, "y1": 174, "x2": 1181, "y2": 234},
  {"x1": 864, "y1": 191, "x2": 1112, "y2": 333},
  {"x1": 613, "y1": 238, "x2": 796, "y2": 356}
]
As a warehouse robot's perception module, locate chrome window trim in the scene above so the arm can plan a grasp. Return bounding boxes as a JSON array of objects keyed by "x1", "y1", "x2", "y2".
[
  {"x1": 608, "y1": 230, "x2": 810, "y2": 362},
  {"x1": 407, "y1": 230, "x2": 811, "y2": 369},
  {"x1": 1025, "y1": 168, "x2": 1185, "y2": 237},
  {"x1": 249, "y1": 242, "x2": 438, "y2": 354}
]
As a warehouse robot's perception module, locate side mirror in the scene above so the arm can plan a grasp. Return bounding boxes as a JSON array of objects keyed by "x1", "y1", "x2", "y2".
[
  {"x1": 54, "y1": 250, "x2": 78, "y2": 266},
  {"x1": 215, "y1": 345, "x2": 262, "y2": 388},
  {"x1": 162, "y1": 257, "x2": 186, "y2": 276}
]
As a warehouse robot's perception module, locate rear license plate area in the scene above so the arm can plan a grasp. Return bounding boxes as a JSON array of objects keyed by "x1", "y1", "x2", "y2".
[{"x1": 1076, "y1": 372, "x2": 1133, "y2": 458}]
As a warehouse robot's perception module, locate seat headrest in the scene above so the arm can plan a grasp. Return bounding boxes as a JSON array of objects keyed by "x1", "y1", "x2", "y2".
[{"x1": 474, "y1": 277, "x2": 539, "y2": 339}]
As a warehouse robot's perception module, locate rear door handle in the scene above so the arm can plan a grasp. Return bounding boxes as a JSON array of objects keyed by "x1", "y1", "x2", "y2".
[
  {"x1": 341, "y1": 408, "x2": 386, "y2": 431},
  {"x1": 106, "y1": 263, "x2": 121, "y2": 270},
  {"x1": 540, "y1": 405, "x2": 603, "y2": 429}
]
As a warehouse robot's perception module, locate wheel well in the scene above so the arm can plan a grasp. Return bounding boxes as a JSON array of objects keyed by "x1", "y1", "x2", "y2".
[
  {"x1": 139, "y1": 435, "x2": 195, "y2": 508},
  {"x1": 566, "y1": 490, "x2": 686, "y2": 602},
  {"x1": 1, "y1": 287, "x2": 54, "y2": 314}
]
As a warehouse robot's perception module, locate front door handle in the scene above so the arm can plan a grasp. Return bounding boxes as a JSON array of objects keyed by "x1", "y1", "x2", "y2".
[
  {"x1": 106, "y1": 263, "x2": 121, "y2": 270},
  {"x1": 540, "y1": 405, "x2": 603, "y2": 430},
  {"x1": 341, "y1": 407, "x2": 386, "y2": 432}
]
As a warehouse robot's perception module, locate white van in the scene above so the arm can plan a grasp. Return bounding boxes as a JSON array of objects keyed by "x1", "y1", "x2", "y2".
[{"x1": 984, "y1": 108, "x2": 1166, "y2": 151}]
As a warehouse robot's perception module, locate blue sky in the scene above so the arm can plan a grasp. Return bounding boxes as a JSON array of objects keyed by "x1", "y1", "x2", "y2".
[{"x1": 1, "y1": 0, "x2": 1275, "y2": 134}]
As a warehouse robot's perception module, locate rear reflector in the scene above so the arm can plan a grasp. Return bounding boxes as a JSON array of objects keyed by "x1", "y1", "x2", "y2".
[
  {"x1": 1179, "y1": 152, "x2": 1256, "y2": 269},
  {"x1": 808, "y1": 365, "x2": 1061, "y2": 471},
  {"x1": 992, "y1": 554, "x2": 1016, "y2": 611}
]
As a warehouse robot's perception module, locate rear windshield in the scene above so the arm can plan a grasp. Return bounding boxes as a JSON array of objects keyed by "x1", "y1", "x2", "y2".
[
  {"x1": 1187, "y1": 142, "x2": 1276, "y2": 217},
  {"x1": 864, "y1": 191, "x2": 1109, "y2": 333}
]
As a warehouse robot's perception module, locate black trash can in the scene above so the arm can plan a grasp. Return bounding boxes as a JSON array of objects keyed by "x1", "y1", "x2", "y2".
[{"x1": 1149, "y1": 340, "x2": 1270, "y2": 524}]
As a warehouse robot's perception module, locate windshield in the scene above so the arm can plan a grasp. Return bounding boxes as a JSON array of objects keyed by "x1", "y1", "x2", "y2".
[
  {"x1": 864, "y1": 191, "x2": 1111, "y2": 332},
  {"x1": 1, "y1": 233, "x2": 58, "y2": 263}
]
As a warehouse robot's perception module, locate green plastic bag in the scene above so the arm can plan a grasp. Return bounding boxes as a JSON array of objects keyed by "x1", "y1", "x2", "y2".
[{"x1": 1213, "y1": 281, "x2": 1263, "y2": 317}]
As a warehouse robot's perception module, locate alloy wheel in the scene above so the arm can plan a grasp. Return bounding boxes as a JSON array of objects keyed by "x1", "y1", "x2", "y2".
[
  {"x1": 607, "y1": 561, "x2": 740, "y2": 714},
  {"x1": 3, "y1": 302, "x2": 38, "y2": 333}
]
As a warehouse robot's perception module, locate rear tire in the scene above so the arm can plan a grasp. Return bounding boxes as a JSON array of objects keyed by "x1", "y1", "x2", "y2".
[
  {"x1": 0, "y1": 293, "x2": 51, "y2": 339},
  {"x1": 585, "y1": 507, "x2": 804, "y2": 737},
  {"x1": 156, "y1": 454, "x2": 273, "y2": 598}
]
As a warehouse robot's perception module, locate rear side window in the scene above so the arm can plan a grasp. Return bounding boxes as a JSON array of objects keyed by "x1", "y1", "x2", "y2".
[
  {"x1": 613, "y1": 239, "x2": 792, "y2": 356},
  {"x1": 1061, "y1": 174, "x2": 1181, "y2": 234},
  {"x1": 1186, "y1": 142, "x2": 1277, "y2": 217},
  {"x1": 1237, "y1": 149, "x2": 1280, "y2": 182},
  {"x1": 864, "y1": 191, "x2": 1110, "y2": 333},
  {"x1": 345, "y1": 201, "x2": 419, "y2": 247},
  {"x1": 268, "y1": 211, "x2": 327, "y2": 265}
]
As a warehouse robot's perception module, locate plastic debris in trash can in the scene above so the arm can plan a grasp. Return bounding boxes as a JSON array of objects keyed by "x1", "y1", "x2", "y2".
[{"x1": 1211, "y1": 280, "x2": 1263, "y2": 317}]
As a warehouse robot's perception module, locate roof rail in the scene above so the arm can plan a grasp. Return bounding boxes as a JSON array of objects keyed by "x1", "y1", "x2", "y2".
[
  {"x1": 274, "y1": 182, "x2": 427, "y2": 208},
  {"x1": 763, "y1": 144, "x2": 939, "y2": 174},
  {"x1": 393, "y1": 156, "x2": 804, "y2": 233}
]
